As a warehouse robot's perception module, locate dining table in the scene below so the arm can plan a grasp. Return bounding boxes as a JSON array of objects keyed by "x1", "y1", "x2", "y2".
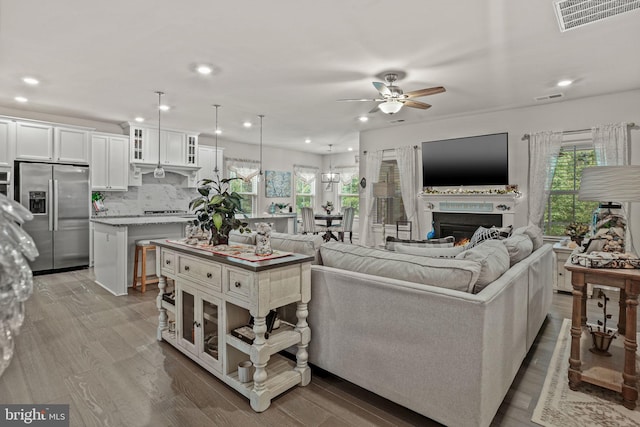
[{"x1": 314, "y1": 213, "x2": 343, "y2": 241}]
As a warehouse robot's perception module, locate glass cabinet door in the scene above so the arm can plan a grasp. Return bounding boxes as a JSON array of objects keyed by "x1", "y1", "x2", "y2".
[
  {"x1": 180, "y1": 288, "x2": 196, "y2": 352},
  {"x1": 200, "y1": 295, "x2": 221, "y2": 371}
]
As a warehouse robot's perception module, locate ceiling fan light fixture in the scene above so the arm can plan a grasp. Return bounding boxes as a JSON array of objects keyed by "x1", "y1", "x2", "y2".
[{"x1": 379, "y1": 100, "x2": 402, "y2": 114}]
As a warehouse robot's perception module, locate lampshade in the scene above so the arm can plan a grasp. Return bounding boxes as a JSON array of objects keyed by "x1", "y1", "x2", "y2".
[
  {"x1": 579, "y1": 166, "x2": 640, "y2": 203},
  {"x1": 378, "y1": 100, "x2": 403, "y2": 115}
]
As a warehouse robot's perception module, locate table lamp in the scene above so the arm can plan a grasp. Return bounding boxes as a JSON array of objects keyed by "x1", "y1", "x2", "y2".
[{"x1": 578, "y1": 165, "x2": 640, "y2": 254}]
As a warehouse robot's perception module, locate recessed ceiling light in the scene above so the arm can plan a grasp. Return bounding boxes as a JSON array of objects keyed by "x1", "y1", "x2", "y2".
[
  {"x1": 135, "y1": 117, "x2": 145, "y2": 123},
  {"x1": 348, "y1": 147, "x2": 353, "y2": 151},
  {"x1": 22, "y1": 77, "x2": 39, "y2": 85},
  {"x1": 243, "y1": 121, "x2": 252, "y2": 128},
  {"x1": 196, "y1": 65, "x2": 213, "y2": 75},
  {"x1": 215, "y1": 129, "x2": 222, "y2": 135},
  {"x1": 304, "y1": 138, "x2": 311, "y2": 144},
  {"x1": 14, "y1": 96, "x2": 28, "y2": 103},
  {"x1": 557, "y1": 79, "x2": 573, "y2": 87},
  {"x1": 358, "y1": 116, "x2": 369, "y2": 122},
  {"x1": 159, "y1": 104, "x2": 170, "y2": 111}
]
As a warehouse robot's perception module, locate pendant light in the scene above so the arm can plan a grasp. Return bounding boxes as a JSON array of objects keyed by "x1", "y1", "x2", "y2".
[
  {"x1": 258, "y1": 114, "x2": 264, "y2": 182},
  {"x1": 153, "y1": 91, "x2": 165, "y2": 178},
  {"x1": 322, "y1": 144, "x2": 340, "y2": 183},
  {"x1": 213, "y1": 104, "x2": 221, "y2": 174}
]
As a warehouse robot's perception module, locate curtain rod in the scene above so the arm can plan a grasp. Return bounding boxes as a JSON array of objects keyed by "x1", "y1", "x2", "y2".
[
  {"x1": 363, "y1": 145, "x2": 418, "y2": 154},
  {"x1": 521, "y1": 122, "x2": 636, "y2": 140}
]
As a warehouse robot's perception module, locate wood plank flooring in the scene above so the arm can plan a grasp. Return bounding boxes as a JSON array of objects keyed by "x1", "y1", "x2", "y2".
[{"x1": 0, "y1": 268, "x2": 631, "y2": 426}]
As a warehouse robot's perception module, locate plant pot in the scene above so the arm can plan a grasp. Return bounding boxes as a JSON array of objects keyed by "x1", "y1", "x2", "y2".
[
  {"x1": 589, "y1": 330, "x2": 616, "y2": 356},
  {"x1": 571, "y1": 236, "x2": 584, "y2": 245}
]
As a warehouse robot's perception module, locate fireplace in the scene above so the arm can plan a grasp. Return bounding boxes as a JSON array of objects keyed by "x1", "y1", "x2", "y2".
[{"x1": 433, "y1": 212, "x2": 502, "y2": 245}]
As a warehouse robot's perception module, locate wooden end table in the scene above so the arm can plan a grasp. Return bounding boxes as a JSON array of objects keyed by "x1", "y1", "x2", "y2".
[{"x1": 564, "y1": 260, "x2": 640, "y2": 409}]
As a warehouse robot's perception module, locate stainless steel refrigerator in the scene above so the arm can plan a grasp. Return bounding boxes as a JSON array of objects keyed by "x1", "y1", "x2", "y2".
[{"x1": 15, "y1": 161, "x2": 90, "y2": 272}]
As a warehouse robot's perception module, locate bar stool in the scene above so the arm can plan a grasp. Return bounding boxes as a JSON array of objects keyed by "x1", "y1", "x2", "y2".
[{"x1": 132, "y1": 239, "x2": 160, "y2": 293}]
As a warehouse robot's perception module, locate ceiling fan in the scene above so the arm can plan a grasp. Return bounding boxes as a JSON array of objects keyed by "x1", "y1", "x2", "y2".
[{"x1": 338, "y1": 73, "x2": 446, "y2": 114}]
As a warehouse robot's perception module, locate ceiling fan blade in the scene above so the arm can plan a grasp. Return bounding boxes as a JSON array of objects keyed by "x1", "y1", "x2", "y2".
[
  {"x1": 368, "y1": 104, "x2": 380, "y2": 114},
  {"x1": 337, "y1": 98, "x2": 385, "y2": 102},
  {"x1": 404, "y1": 86, "x2": 446, "y2": 98},
  {"x1": 372, "y1": 81, "x2": 391, "y2": 97},
  {"x1": 403, "y1": 100, "x2": 432, "y2": 110}
]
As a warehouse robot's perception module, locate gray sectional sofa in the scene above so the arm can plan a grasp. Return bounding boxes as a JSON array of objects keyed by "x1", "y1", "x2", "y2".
[{"x1": 231, "y1": 228, "x2": 554, "y2": 427}]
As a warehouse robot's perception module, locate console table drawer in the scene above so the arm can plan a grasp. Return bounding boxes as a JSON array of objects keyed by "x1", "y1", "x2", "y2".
[
  {"x1": 224, "y1": 267, "x2": 252, "y2": 300},
  {"x1": 161, "y1": 250, "x2": 176, "y2": 275},
  {"x1": 178, "y1": 255, "x2": 222, "y2": 291}
]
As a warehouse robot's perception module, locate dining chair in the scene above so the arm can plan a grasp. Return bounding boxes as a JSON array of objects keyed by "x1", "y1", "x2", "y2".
[
  {"x1": 300, "y1": 207, "x2": 321, "y2": 235},
  {"x1": 329, "y1": 207, "x2": 355, "y2": 243}
]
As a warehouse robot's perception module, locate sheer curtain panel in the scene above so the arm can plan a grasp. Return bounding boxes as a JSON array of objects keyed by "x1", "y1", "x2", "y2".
[
  {"x1": 396, "y1": 146, "x2": 419, "y2": 239},
  {"x1": 528, "y1": 131, "x2": 563, "y2": 228},
  {"x1": 360, "y1": 150, "x2": 383, "y2": 247}
]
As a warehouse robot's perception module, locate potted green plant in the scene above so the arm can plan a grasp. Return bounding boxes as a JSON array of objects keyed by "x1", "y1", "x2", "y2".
[
  {"x1": 588, "y1": 289, "x2": 617, "y2": 356},
  {"x1": 189, "y1": 175, "x2": 251, "y2": 246},
  {"x1": 564, "y1": 222, "x2": 589, "y2": 245}
]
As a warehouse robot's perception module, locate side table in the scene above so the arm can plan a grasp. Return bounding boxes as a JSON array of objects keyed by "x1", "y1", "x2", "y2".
[
  {"x1": 553, "y1": 243, "x2": 593, "y2": 296},
  {"x1": 564, "y1": 260, "x2": 640, "y2": 409}
]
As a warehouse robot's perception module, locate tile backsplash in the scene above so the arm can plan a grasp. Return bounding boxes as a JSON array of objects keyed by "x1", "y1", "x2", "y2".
[{"x1": 95, "y1": 172, "x2": 198, "y2": 216}]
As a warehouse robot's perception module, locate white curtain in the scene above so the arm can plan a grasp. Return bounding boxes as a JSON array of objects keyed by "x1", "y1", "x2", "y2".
[
  {"x1": 592, "y1": 122, "x2": 628, "y2": 166},
  {"x1": 528, "y1": 131, "x2": 563, "y2": 228},
  {"x1": 360, "y1": 150, "x2": 383, "y2": 247},
  {"x1": 396, "y1": 146, "x2": 419, "y2": 239},
  {"x1": 293, "y1": 165, "x2": 319, "y2": 184},
  {"x1": 336, "y1": 166, "x2": 358, "y2": 185},
  {"x1": 225, "y1": 158, "x2": 260, "y2": 181}
]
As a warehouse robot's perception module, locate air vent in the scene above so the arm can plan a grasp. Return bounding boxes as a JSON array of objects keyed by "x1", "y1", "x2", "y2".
[
  {"x1": 535, "y1": 93, "x2": 564, "y2": 101},
  {"x1": 554, "y1": 0, "x2": 640, "y2": 32},
  {"x1": 389, "y1": 119, "x2": 405, "y2": 124}
]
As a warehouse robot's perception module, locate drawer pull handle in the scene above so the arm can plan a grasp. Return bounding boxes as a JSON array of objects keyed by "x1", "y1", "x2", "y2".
[
  {"x1": 234, "y1": 281, "x2": 241, "y2": 288},
  {"x1": 165, "y1": 260, "x2": 171, "y2": 265},
  {"x1": 184, "y1": 265, "x2": 190, "y2": 271},
  {"x1": 193, "y1": 321, "x2": 201, "y2": 328},
  {"x1": 207, "y1": 272, "x2": 212, "y2": 278}
]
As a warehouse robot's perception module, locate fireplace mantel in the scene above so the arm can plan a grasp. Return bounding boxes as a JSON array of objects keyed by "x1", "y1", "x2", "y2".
[{"x1": 419, "y1": 192, "x2": 521, "y2": 238}]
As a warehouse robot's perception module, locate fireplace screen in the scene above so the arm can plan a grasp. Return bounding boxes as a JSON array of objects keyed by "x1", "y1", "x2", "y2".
[{"x1": 433, "y1": 212, "x2": 502, "y2": 245}]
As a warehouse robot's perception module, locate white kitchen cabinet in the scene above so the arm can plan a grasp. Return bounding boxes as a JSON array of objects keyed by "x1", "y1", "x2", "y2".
[
  {"x1": 124, "y1": 123, "x2": 199, "y2": 168},
  {"x1": 15, "y1": 121, "x2": 90, "y2": 164},
  {"x1": 55, "y1": 127, "x2": 90, "y2": 163},
  {"x1": 186, "y1": 134, "x2": 198, "y2": 166},
  {"x1": 197, "y1": 146, "x2": 224, "y2": 183},
  {"x1": 91, "y1": 133, "x2": 129, "y2": 191},
  {"x1": 163, "y1": 130, "x2": 186, "y2": 165},
  {"x1": 0, "y1": 118, "x2": 14, "y2": 167}
]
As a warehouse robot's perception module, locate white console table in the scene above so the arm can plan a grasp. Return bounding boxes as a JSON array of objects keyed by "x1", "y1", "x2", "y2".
[{"x1": 152, "y1": 239, "x2": 313, "y2": 412}]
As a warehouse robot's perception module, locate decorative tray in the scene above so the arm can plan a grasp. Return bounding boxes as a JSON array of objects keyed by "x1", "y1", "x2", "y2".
[{"x1": 570, "y1": 251, "x2": 640, "y2": 269}]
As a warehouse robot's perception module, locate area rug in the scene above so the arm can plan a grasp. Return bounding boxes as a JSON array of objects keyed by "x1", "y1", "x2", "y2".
[{"x1": 532, "y1": 318, "x2": 640, "y2": 426}]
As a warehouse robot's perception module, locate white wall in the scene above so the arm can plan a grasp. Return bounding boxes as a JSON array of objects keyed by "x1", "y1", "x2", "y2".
[
  {"x1": 199, "y1": 135, "x2": 323, "y2": 214},
  {"x1": 359, "y1": 89, "x2": 640, "y2": 245}
]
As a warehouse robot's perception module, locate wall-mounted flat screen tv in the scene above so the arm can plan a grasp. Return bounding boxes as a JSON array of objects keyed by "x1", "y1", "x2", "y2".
[{"x1": 422, "y1": 132, "x2": 508, "y2": 187}]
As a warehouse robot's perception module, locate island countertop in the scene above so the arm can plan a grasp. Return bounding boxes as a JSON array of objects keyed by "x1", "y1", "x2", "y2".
[{"x1": 91, "y1": 215, "x2": 194, "y2": 226}]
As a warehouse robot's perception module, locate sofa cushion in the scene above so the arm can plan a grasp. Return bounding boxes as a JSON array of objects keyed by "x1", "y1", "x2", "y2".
[
  {"x1": 321, "y1": 242, "x2": 481, "y2": 292},
  {"x1": 456, "y1": 240, "x2": 510, "y2": 293},
  {"x1": 270, "y1": 232, "x2": 324, "y2": 265},
  {"x1": 385, "y1": 236, "x2": 454, "y2": 251},
  {"x1": 502, "y1": 234, "x2": 533, "y2": 266},
  {"x1": 395, "y1": 245, "x2": 465, "y2": 258},
  {"x1": 229, "y1": 230, "x2": 257, "y2": 245},
  {"x1": 513, "y1": 225, "x2": 544, "y2": 251}
]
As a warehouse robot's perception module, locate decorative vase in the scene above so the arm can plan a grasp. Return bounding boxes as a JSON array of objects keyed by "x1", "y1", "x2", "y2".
[
  {"x1": 255, "y1": 222, "x2": 273, "y2": 256},
  {"x1": 589, "y1": 330, "x2": 615, "y2": 357},
  {"x1": 269, "y1": 203, "x2": 276, "y2": 214}
]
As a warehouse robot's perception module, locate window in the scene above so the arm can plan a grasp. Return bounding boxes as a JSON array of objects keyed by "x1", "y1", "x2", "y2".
[
  {"x1": 375, "y1": 160, "x2": 406, "y2": 224},
  {"x1": 544, "y1": 145, "x2": 599, "y2": 236},
  {"x1": 338, "y1": 173, "x2": 359, "y2": 216},
  {"x1": 295, "y1": 176, "x2": 315, "y2": 211},
  {"x1": 228, "y1": 172, "x2": 257, "y2": 215}
]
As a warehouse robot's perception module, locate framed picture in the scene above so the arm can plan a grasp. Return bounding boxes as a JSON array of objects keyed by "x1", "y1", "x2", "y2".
[
  {"x1": 265, "y1": 170, "x2": 291, "y2": 197},
  {"x1": 321, "y1": 173, "x2": 340, "y2": 183}
]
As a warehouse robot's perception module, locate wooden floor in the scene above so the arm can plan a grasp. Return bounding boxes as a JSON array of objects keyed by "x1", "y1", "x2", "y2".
[{"x1": 0, "y1": 269, "x2": 632, "y2": 427}]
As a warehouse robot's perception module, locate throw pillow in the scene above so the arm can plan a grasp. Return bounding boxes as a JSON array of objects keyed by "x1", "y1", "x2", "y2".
[
  {"x1": 465, "y1": 226, "x2": 501, "y2": 249},
  {"x1": 502, "y1": 234, "x2": 533, "y2": 266},
  {"x1": 513, "y1": 225, "x2": 544, "y2": 251},
  {"x1": 385, "y1": 236, "x2": 455, "y2": 251},
  {"x1": 395, "y1": 245, "x2": 465, "y2": 258},
  {"x1": 494, "y1": 225, "x2": 513, "y2": 239},
  {"x1": 455, "y1": 240, "x2": 510, "y2": 293}
]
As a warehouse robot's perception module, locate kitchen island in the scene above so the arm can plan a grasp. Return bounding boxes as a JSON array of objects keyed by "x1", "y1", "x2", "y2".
[{"x1": 91, "y1": 215, "x2": 192, "y2": 295}]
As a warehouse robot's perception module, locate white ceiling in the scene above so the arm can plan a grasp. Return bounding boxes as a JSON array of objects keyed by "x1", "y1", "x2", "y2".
[{"x1": 1, "y1": 0, "x2": 639, "y2": 154}]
